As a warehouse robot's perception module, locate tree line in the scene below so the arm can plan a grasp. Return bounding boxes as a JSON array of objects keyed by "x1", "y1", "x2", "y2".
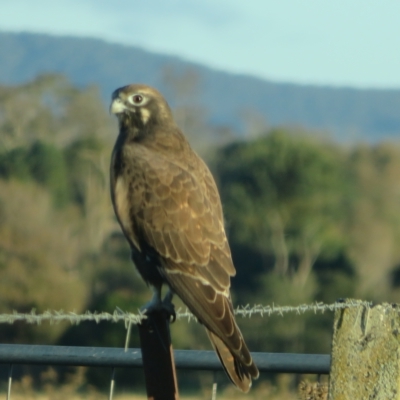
[{"x1": 1, "y1": 74, "x2": 400, "y2": 390}]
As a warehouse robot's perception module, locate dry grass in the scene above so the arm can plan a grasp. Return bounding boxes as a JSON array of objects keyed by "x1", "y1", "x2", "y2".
[
  {"x1": 0, "y1": 391, "x2": 298, "y2": 400},
  {"x1": 1, "y1": 368, "x2": 329, "y2": 399}
]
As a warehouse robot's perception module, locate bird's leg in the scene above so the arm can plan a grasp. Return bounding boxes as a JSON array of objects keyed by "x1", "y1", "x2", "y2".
[
  {"x1": 141, "y1": 284, "x2": 162, "y2": 314},
  {"x1": 141, "y1": 285, "x2": 175, "y2": 322},
  {"x1": 162, "y1": 289, "x2": 176, "y2": 322}
]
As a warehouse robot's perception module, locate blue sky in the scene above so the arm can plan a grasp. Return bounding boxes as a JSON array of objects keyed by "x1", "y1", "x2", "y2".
[{"x1": 1, "y1": 0, "x2": 400, "y2": 88}]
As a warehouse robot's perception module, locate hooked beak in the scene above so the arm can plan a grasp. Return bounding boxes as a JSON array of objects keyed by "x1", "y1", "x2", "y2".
[{"x1": 110, "y1": 97, "x2": 126, "y2": 114}]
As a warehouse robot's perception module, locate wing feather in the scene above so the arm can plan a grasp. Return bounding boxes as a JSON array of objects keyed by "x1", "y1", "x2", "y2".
[{"x1": 163, "y1": 267, "x2": 259, "y2": 384}]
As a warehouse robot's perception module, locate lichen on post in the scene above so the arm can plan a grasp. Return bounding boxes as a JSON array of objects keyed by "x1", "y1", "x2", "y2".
[{"x1": 329, "y1": 300, "x2": 400, "y2": 400}]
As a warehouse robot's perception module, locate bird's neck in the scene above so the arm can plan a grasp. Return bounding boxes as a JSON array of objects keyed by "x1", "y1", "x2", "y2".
[
  {"x1": 117, "y1": 113, "x2": 146, "y2": 142},
  {"x1": 115, "y1": 113, "x2": 192, "y2": 164}
]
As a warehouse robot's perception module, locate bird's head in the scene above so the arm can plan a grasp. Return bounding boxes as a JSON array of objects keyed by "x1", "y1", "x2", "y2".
[{"x1": 110, "y1": 84, "x2": 174, "y2": 132}]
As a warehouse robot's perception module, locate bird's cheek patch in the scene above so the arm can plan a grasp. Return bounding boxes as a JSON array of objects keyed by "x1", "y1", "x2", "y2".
[{"x1": 140, "y1": 108, "x2": 151, "y2": 124}]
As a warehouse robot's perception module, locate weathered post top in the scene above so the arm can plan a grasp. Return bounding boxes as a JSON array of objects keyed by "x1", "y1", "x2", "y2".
[{"x1": 329, "y1": 300, "x2": 400, "y2": 400}]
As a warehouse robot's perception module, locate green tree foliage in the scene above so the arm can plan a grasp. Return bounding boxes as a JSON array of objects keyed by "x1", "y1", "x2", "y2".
[
  {"x1": 215, "y1": 129, "x2": 353, "y2": 285},
  {"x1": 0, "y1": 75, "x2": 117, "y2": 344},
  {"x1": 0, "y1": 141, "x2": 70, "y2": 206},
  {"x1": 0, "y1": 146, "x2": 31, "y2": 180},
  {"x1": 213, "y1": 129, "x2": 357, "y2": 358},
  {"x1": 29, "y1": 141, "x2": 70, "y2": 206}
]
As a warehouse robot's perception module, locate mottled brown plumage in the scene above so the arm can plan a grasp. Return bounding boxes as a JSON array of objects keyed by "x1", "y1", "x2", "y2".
[{"x1": 109, "y1": 84, "x2": 259, "y2": 392}]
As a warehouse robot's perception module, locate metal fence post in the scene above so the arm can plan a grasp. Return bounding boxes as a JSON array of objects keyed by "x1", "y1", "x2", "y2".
[{"x1": 137, "y1": 311, "x2": 179, "y2": 400}]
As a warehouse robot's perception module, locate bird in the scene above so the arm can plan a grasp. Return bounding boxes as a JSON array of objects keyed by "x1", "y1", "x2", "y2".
[{"x1": 109, "y1": 83, "x2": 259, "y2": 392}]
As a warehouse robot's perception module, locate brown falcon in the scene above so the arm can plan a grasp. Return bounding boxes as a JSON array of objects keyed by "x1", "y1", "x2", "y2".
[{"x1": 110, "y1": 84, "x2": 259, "y2": 392}]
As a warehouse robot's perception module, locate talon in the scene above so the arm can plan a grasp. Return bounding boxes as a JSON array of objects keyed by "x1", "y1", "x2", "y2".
[
  {"x1": 140, "y1": 300, "x2": 175, "y2": 321},
  {"x1": 162, "y1": 300, "x2": 176, "y2": 323},
  {"x1": 140, "y1": 287, "x2": 175, "y2": 321}
]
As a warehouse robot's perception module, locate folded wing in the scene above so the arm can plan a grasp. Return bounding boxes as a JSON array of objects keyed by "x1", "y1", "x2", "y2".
[{"x1": 134, "y1": 148, "x2": 259, "y2": 391}]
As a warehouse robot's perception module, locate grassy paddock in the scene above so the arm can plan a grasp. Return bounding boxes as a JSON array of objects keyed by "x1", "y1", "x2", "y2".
[
  {"x1": 0, "y1": 369, "x2": 309, "y2": 399},
  {"x1": 0, "y1": 367, "x2": 329, "y2": 399}
]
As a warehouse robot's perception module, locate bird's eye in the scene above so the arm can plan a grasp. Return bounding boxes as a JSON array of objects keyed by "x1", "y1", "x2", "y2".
[{"x1": 132, "y1": 94, "x2": 143, "y2": 104}]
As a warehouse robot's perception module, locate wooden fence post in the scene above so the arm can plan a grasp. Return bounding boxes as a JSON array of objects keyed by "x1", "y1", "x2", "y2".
[
  {"x1": 329, "y1": 300, "x2": 400, "y2": 400},
  {"x1": 138, "y1": 311, "x2": 179, "y2": 400}
]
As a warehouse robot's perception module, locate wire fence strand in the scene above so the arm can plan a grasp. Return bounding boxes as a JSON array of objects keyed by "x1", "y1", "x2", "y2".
[{"x1": 0, "y1": 300, "x2": 372, "y2": 326}]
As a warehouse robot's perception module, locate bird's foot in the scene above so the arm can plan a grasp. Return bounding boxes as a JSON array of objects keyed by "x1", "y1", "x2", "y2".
[{"x1": 141, "y1": 291, "x2": 175, "y2": 322}]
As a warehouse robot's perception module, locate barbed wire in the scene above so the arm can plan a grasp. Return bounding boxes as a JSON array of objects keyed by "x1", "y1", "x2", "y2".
[{"x1": 0, "y1": 299, "x2": 372, "y2": 326}]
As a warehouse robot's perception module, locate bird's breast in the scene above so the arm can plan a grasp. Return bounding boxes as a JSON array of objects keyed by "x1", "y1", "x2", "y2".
[
  {"x1": 114, "y1": 176, "x2": 131, "y2": 231},
  {"x1": 113, "y1": 171, "x2": 142, "y2": 251}
]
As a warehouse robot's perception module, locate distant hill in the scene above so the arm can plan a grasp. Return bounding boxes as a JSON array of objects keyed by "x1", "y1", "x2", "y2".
[{"x1": 1, "y1": 31, "x2": 400, "y2": 142}]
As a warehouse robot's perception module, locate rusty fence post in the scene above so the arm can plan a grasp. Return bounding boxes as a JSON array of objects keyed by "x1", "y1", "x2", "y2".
[{"x1": 137, "y1": 311, "x2": 179, "y2": 400}]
